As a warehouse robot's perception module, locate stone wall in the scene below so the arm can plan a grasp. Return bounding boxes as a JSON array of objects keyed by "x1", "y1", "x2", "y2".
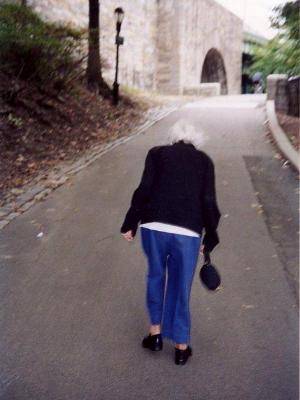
[
  {"x1": 156, "y1": 0, "x2": 181, "y2": 94},
  {"x1": 267, "y1": 74, "x2": 287, "y2": 101},
  {"x1": 267, "y1": 74, "x2": 300, "y2": 117},
  {"x1": 27, "y1": 0, "x2": 158, "y2": 90},
  {"x1": 179, "y1": 0, "x2": 243, "y2": 94},
  {"x1": 99, "y1": 0, "x2": 158, "y2": 90},
  {"x1": 287, "y1": 77, "x2": 300, "y2": 117},
  {"x1": 12, "y1": 0, "x2": 243, "y2": 94},
  {"x1": 154, "y1": 0, "x2": 242, "y2": 94}
]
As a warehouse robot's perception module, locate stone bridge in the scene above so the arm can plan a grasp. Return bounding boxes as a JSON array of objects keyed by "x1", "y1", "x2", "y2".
[{"x1": 27, "y1": 0, "x2": 243, "y2": 95}]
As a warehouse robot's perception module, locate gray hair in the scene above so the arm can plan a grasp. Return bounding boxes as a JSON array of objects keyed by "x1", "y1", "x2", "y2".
[{"x1": 167, "y1": 119, "x2": 206, "y2": 150}]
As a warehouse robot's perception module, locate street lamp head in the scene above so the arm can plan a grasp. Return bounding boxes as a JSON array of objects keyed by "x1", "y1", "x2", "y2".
[{"x1": 114, "y1": 7, "x2": 125, "y2": 25}]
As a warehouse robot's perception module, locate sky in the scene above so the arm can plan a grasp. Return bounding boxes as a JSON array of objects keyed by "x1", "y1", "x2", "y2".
[{"x1": 215, "y1": 0, "x2": 284, "y2": 39}]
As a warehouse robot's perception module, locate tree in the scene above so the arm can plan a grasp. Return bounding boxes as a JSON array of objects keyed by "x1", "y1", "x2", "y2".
[
  {"x1": 86, "y1": 0, "x2": 111, "y2": 97},
  {"x1": 250, "y1": 1, "x2": 300, "y2": 79},
  {"x1": 271, "y1": 1, "x2": 300, "y2": 43},
  {"x1": 250, "y1": 35, "x2": 300, "y2": 80}
]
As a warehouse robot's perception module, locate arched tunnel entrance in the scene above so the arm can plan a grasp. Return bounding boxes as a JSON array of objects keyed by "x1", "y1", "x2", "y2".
[{"x1": 201, "y1": 48, "x2": 228, "y2": 95}]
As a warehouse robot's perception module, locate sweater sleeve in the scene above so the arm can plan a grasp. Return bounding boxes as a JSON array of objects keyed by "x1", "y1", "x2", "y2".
[
  {"x1": 120, "y1": 149, "x2": 156, "y2": 236},
  {"x1": 202, "y1": 157, "x2": 221, "y2": 252}
]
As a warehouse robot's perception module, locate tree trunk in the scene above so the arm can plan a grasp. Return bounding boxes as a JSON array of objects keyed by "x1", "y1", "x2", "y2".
[
  {"x1": 87, "y1": 0, "x2": 111, "y2": 98},
  {"x1": 21, "y1": 0, "x2": 27, "y2": 5}
]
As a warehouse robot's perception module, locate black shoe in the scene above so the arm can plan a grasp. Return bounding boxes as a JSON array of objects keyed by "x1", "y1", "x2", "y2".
[
  {"x1": 175, "y1": 346, "x2": 192, "y2": 365},
  {"x1": 142, "y1": 333, "x2": 163, "y2": 351}
]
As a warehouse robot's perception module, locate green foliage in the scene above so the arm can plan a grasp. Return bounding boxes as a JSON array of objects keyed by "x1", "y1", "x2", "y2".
[
  {"x1": 271, "y1": 1, "x2": 300, "y2": 43},
  {"x1": 8, "y1": 112, "x2": 23, "y2": 127},
  {"x1": 250, "y1": 1, "x2": 300, "y2": 80},
  {"x1": 0, "y1": 3, "x2": 85, "y2": 90},
  {"x1": 249, "y1": 35, "x2": 300, "y2": 80}
]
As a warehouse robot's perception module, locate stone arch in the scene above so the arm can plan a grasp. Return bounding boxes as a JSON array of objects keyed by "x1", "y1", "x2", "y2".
[{"x1": 201, "y1": 48, "x2": 228, "y2": 94}]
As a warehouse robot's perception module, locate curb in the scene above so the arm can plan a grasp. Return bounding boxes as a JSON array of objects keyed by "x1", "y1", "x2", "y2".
[
  {"x1": 0, "y1": 105, "x2": 179, "y2": 231},
  {"x1": 266, "y1": 100, "x2": 299, "y2": 172}
]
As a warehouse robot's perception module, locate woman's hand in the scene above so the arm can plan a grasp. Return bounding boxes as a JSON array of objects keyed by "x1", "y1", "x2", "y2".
[{"x1": 122, "y1": 230, "x2": 134, "y2": 241}]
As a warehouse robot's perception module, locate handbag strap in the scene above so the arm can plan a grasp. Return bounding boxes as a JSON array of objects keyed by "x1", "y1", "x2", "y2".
[{"x1": 204, "y1": 251, "x2": 211, "y2": 265}]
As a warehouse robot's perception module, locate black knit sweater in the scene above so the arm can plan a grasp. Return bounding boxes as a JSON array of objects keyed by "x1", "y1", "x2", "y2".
[{"x1": 120, "y1": 141, "x2": 221, "y2": 251}]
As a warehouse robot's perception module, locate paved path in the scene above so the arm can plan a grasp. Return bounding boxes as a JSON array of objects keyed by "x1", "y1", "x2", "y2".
[{"x1": 0, "y1": 95, "x2": 298, "y2": 400}]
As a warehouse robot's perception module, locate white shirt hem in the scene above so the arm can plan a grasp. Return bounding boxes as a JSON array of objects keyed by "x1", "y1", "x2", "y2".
[{"x1": 140, "y1": 222, "x2": 200, "y2": 237}]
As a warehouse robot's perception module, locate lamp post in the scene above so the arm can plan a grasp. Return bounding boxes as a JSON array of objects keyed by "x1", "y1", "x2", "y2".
[{"x1": 112, "y1": 7, "x2": 125, "y2": 105}]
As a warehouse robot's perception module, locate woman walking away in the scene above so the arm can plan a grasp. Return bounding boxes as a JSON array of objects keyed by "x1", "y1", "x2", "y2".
[{"x1": 120, "y1": 120, "x2": 221, "y2": 366}]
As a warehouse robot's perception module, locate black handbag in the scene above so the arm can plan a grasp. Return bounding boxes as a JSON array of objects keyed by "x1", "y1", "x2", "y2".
[{"x1": 199, "y1": 252, "x2": 221, "y2": 291}]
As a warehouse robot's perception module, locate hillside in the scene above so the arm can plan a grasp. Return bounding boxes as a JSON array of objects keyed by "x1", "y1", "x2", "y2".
[
  {"x1": 0, "y1": 71, "x2": 154, "y2": 206},
  {"x1": 0, "y1": 4, "x2": 153, "y2": 206}
]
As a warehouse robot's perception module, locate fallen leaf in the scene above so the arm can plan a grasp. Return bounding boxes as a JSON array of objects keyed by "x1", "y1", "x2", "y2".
[
  {"x1": 241, "y1": 304, "x2": 255, "y2": 310},
  {"x1": 11, "y1": 188, "x2": 24, "y2": 195},
  {"x1": 27, "y1": 162, "x2": 36, "y2": 169},
  {"x1": 282, "y1": 160, "x2": 289, "y2": 168},
  {"x1": 17, "y1": 154, "x2": 25, "y2": 162}
]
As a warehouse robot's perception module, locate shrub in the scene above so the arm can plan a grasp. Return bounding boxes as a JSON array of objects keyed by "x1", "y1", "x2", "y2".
[{"x1": 0, "y1": 3, "x2": 85, "y2": 90}]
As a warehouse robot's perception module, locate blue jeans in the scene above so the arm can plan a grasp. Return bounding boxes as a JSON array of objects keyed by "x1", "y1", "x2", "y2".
[{"x1": 140, "y1": 227, "x2": 201, "y2": 344}]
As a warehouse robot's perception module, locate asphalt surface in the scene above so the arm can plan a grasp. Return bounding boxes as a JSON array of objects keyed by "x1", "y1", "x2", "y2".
[{"x1": 0, "y1": 95, "x2": 298, "y2": 400}]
